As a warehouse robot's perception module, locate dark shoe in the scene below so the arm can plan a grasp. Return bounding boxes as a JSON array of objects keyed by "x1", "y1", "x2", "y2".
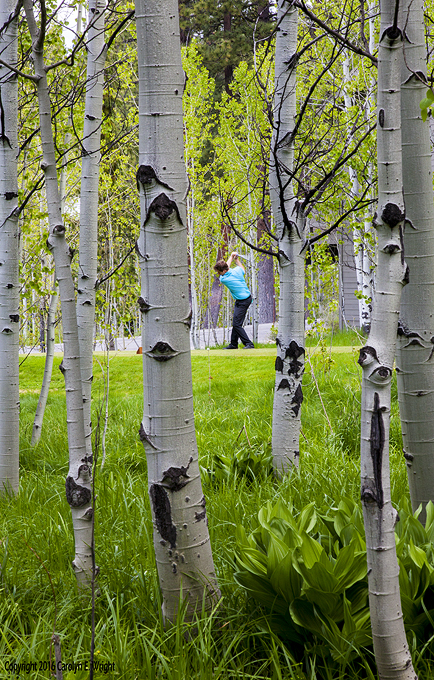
[
  {"x1": 243, "y1": 343, "x2": 254, "y2": 349},
  {"x1": 224, "y1": 344, "x2": 238, "y2": 349}
]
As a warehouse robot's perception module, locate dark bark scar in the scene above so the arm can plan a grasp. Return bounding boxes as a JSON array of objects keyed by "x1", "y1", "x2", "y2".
[
  {"x1": 367, "y1": 392, "x2": 385, "y2": 508},
  {"x1": 150, "y1": 483, "x2": 177, "y2": 549},
  {"x1": 162, "y1": 456, "x2": 193, "y2": 490}
]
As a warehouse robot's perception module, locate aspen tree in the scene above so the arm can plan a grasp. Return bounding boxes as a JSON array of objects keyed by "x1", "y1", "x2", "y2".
[
  {"x1": 396, "y1": 0, "x2": 434, "y2": 522},
  {"x1": 23, "y1": 0, "x2": 94, "y2": 588},
  {"x1": 358, "y1": 0, "x2": 416, "y2": 675},
  {"x1": 76, "y1": 0, "x2": 106, "y2": 453},
  {"x1": 135, "y1": 0, "x2": 219, "y2": 621},
  {"x1": 269, "y1": 0, "x2": 304, "y2": 472},
  {"x1": 0, "y1": 0, "x2": 19, "y2": 494}
]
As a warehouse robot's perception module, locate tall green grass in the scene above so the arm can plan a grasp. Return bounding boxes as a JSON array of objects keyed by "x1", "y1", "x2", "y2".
[{"x1": 0, "y1": 351, "x2": 423, "y2": 679}]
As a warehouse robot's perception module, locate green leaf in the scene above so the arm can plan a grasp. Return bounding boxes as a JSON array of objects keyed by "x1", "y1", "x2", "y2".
[
  {"x1": 290, "y1": 598, "x2": 325, "y2": 637},
  {"x1": 269, "y1": 552, "x2": 303, "y2": 603},
  {"x1": 304, "y1": 585, "x2": 342, "y2": 619},
  {"x1": 335, "y1": 547, "x2": 367, "y2": 591},
  {"x1": 299, "y1": 561, "x2": 338, "y2": 592},
  {"x1": 235, "y1": 546, "x2": 267, "y2": 576},
  {"x1": 298, "y1": 502, "x2": 317, "y2": 534},
  {"x1": 296, "y1": 532, "x2": 326, "y2": 569},
  {"x1": 267, "y1": 533, "x2": 291, "y2": 578},
  {"x1": 409, "y1": 539, "x2": 428, "y2": 570}
]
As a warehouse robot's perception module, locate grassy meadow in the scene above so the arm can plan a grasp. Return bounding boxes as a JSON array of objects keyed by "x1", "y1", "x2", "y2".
[{"x1": 0, "y1": 337, "x2": 424, "y2": 679}]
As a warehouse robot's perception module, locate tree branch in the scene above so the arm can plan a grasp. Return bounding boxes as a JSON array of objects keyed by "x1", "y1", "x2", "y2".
[
  {"x1": 292, "y1": 0, "x2": 378, "y2": 65},
  {"x1": 221, "y1": 197, "x2": 278, "y2": 258}
]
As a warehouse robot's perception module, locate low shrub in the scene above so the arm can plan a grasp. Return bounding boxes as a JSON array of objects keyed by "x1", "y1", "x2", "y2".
[{"x1": 235, "y1": 497, "x2": 434, "y2": 675}]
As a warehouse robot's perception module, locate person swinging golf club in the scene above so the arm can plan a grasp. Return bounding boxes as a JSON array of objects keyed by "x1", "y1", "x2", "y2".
[{"x1": 214, "y1": 252, "x2": 254, "y2": 349}]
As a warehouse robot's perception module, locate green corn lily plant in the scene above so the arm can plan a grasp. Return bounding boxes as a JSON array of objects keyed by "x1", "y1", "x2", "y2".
[{"x1": 235, "y1": 497, "x2": 434, "y2": 671}]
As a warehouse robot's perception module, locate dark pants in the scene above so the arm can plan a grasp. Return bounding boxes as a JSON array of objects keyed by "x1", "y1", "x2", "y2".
[{"x1": 230, "y1": 296, "x2": 253, "y2": 347}]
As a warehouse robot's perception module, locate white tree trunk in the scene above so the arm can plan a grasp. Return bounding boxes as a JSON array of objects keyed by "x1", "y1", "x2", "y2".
[
  {"x1": 342, "y1": 58, "x2": 372, "y2": 330},
  {"x1": 0, "y1": 0, "x2": 19, "y2": 493},
  {"x1": 187, "y1": 193, "x2": 200, "y2": 349},
  {"x1": 24, "y1": 0, "x2": 93, "y2": 589},
  {"x1": 32, "y1": 114, "x2": 71, "y2": 446},
  {"x1": 31, "y1": 282, "x2": 58, "y2": 446},
  {"x1": 395, "y1": 0, "x2": 434, "y2": 522},
  {"x1": 135, "y1": 0, "x2": 219, "y2": 622},
  {"x1": 77, "y1": 0, "x2": 106, "y2": 455},
  {"x1": 270, "y1": 0, "x2": 304, "y2": 472},
  {"x1": 358, "y1": 1, "x2": 416, "y2": 676}
]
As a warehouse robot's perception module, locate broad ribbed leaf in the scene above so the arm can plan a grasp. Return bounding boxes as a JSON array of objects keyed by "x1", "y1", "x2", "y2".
[
  {"x1": 269, "y1": 551, "x2": 303, "y2": 602},
  {"x1": 267, "y1": 533, "x2": 291, "y2": 578},
  {"x1": 335, "y1": 546, "x2": 367, "y2": 590},
  {"x1": 298, "y1": 502, "x2": 317, "y2": 534},
  {"x1": 290, "y1": 598, "x2": 325, "y2": 637}
]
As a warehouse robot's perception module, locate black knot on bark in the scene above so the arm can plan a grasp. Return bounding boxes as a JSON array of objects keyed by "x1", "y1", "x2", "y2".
[
  {"x1": 358, "y1": 345, "x2": 378, "y2": 366},
  {"x1": 369, "y1": 365, "x2": 392, "y2": 385},
  {"x1": 53, "y1": 224, "x2": 65, "y2": 236},
  {"x1": 146, "y1": 341, "x2": 178, "y2": 361},
  {"x1": 275, "y1": 356, "x2": 284, "y2": 373},
  {"x1": 136, "y1": 164, "x2": 157, "y2": 188},
  {"x1": 9, "y1": 314, "x2": 19, "y2": 323},
  {"x1": 291, "y1": 384, "x2": 303, "y2": 416},
  {"x1": 136, "y1": 165, "x2": 174, "y2": 192},
  {"x1": 381, "y1": 203, "x2": 404, "y2": 228},
  {"x1": 138, "y1": 296, "x2": 151, "y2": 313},
  {"x1": 150, "y1": 193, "x2": 178, "y2": 222},
  {"x1": 162, "y1": 456, "x2": 193, "y2": 491},
  {"x1": 378, "y1": 109, "x2": 385, "y2": 128},
  {"x1": 383, "y1": 243, "x2": 400, "y2": 254},
  {"x1": 286, "y1": 340, "x2": 305, "y2": 378},
  {"x1": 385, "y1": 25, "x2": 401, "y2": 40},
  {"x1": 139, "y1": 423, "x2": 158, "y2": 450},
  {"x1": 184, "y1": 309, "x2": 193, "y2": 328},
  {"x1": 4, "y1": 191, "x2": 17, "y2": 201},
  {"x1": 65, "y1": 476, "x2": 92, "y2": 508}
]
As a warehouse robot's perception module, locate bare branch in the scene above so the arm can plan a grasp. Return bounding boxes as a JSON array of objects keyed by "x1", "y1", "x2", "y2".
[{"x1": 293, "y1": 0, "x2": 378, "y2": 65}]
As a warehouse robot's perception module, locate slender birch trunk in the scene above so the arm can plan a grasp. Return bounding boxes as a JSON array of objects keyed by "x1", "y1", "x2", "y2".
[
  {"x1": 270, "y1": 0, "x2": 304, "y2": 472},
  {"x1": 31, "y1": 283, "x2": 58, "y2": 446},
  {"x1": 395, "y1": 0, "x2": 434, "y2": 521},
  {"x1": 24, "y1": 0, "x2": 93, "y2": 589},
  {"x1": 358, "y1": 0, "x2": 416, "y2": 676},
  {"x1": 342, "y1": 58, "x2": 372, "y2": 330},
  {"x1": 77, "y1": 0, "x2": 106, "y2": 455},
  {"x1": 32, "y1": 118, "x2": 70, "y2": 446},
  {"x1": 135, "y1": 0, "x2": 219, "y2": 621},
  {"x1": 187, "y1": 192, "x2": 200, "y2": 349},
  {"x1": 0, "y1": 0, "x2": 19, "y2": 493}
]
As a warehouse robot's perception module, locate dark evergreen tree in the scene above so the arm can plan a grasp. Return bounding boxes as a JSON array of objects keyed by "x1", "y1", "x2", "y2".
[{"x1": 179, "y1": 0, "x2": 274, "y2": 91}]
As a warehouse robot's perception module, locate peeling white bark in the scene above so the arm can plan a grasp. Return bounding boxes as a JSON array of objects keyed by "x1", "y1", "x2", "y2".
[
  {"x1": 31, "y1": 283, "x2": 58, "y2": 446},
  {"x1": 24, "y1": 0, "x2": 93, "y2": 589},
  {"x1": 135, "y1": 0, "x2": 219, "y2": 622},
  {"x1": 342, "y1": 58, "x2": 372, "y2": 330},
  {"x1": 396, "y1": 0, "x2": 434, "y2": 522},
  {"x1": 359, "y1": 1, "x2": 416, "y2": 677},
  {"x1": 76, "y1": 0, "x2": 106, "y2": 455},
  {"x1": 270, "y1": 0, "x2": 304, "y2": 472},
  {"x1": 0, "y1": 0, "x2": 19, "y2": 494}
]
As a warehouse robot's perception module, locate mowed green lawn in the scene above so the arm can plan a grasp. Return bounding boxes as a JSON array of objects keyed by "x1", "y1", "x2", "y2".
[{"x1": 0, "y1": 347, "x2": 411, "y2": 680}]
